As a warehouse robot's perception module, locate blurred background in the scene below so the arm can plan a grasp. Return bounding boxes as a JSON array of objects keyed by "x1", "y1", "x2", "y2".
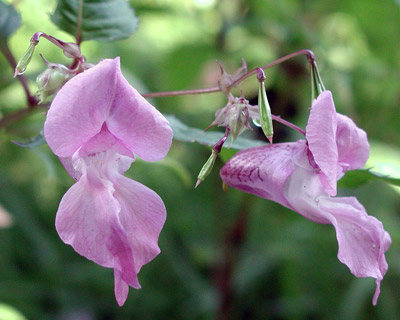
[{"x1": 1, "y1": 0, "x2": 400, "y2": 319}]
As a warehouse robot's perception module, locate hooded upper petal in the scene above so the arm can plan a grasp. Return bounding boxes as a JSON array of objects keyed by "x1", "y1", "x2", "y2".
[
  {"x1": 306, "y1": 90, "x2": 338, "y2": 196},
  {"x1": 336, "y1": 113, "x2": 370, "y2": 176},
  {"x1": 44, "y1": 59, "x2": 119, "y2": 157},
  {"x1": 44, "y1": 57, "x2": 173, "y2": 161},
  {"x1": 104, "y1": 62, "x2": 172, "y2": 162}
]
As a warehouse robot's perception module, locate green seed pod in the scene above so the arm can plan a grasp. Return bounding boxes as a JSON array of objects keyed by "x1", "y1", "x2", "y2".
[
  {"x1": 257, "y1": 68, "x2": 273, "y2": 143},
  {"x1": 14, "y1": 43, "x2": 36, "y2": 77},
  {"x1": 195, "y1": 150, "x2": 218, "y2": 188}
]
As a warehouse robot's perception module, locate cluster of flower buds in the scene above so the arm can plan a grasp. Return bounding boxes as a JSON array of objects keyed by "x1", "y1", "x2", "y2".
[
  {"x1": 14, "y1": 32, "x2": 87, "y2": 104},
  {"x1": 36, "y1": 56, "x2": 71, "y2": 103},
  {"x1": 207, "y1": 95, "x2": 258, "y2": 144},
  {"x1": 196, "y1": 60, "x2": 276, "y2": 187},
  {"x1": 216, "y1": 59, "x2": 247, "y2": 95}
]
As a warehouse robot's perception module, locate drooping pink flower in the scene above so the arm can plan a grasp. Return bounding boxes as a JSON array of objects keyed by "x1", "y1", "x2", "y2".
[
  {"x1": 44, "y1": 57, "x2": 173, "y2": 306},
  {"x1": 220, "y1": 91, "x2": 391, "y2": 305}
]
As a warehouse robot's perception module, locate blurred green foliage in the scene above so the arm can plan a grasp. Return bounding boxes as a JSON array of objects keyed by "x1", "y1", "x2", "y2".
[{"x1": 1, "y1": 0, "x2": 400, "y2": 319}]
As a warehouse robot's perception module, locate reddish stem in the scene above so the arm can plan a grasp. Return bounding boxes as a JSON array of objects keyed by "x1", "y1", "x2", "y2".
[
  {"x1": 215, "y1": 194, "x2": 252, "y2": 320},
  {"x1": 271, "y1": 114, "x2": 306, "y2": 136},
  {"x1": 0, "y1": 106, "x2": 45, "y2": 128},
  {"x1": 142, "y1": 49, "x2": 316, "y2": 98},
  {"x1": 142, "y1": 86, "x2": 220, "y2": 98},
  {"x1": 231, "y1": 49, "x2": 315, "y2": 88}
]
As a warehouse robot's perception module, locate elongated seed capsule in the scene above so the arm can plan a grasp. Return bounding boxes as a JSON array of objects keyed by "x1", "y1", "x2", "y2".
[
  {"x1": 14, "y1": 42, "x2": 36, "y2": 77},
  {"x1": 195, "y1": 150, "x2": 218, "y2": 188},
  {"x1": 195, "y1": 127, "x2": 230, "y2": 188},
  {"x1": 257, "y1": 68, "x2": 273, "y2": 144}
]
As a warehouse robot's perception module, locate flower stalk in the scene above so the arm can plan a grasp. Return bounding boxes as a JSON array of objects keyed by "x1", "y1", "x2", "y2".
[{"x1": 311, "y1": 60, "x2": 326, "y2": 100}]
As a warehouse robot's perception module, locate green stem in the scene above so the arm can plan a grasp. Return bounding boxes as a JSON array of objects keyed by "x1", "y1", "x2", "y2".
[
  {"x1": 311, "y1": 60, "x2": 326, "y2": 100},
  {"x1": 75, "y1": 0, "x2": 83, "y2": 46}
]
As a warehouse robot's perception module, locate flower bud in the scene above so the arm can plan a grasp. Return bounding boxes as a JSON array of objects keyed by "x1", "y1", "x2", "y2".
[
  {"x1": 195, "y1": 149, "x2": 218, "y2": 188},
  {"x1": 14, "y1": 43, "x2": 36, "y2": 77},
  {"x1": 36, "y1": 64, "x2": 70, "y2": 103},
  {"x1": 62, "y1": 42, "x2": 82, "y2": 59},
  {"x1": 195, "y1": 127, "x2": 229, "y2": 188},
  {"x1": 228, "y1": 102, "x2": 248, "y2": 145},
  {"x1": 216, "y1": 59, "x2": 248, "y2": 95},
  {"x1": 257, "y1": 68, "x2": 273, "y2": 143}
]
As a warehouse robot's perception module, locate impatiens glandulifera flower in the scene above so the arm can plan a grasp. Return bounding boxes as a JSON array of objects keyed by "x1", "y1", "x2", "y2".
[
  {"x1": 44, "y1": 57, "x2": 173, "y2": 306},
  {"x1": 220, "y1": 90, "x2": 391, "y2": 305}
]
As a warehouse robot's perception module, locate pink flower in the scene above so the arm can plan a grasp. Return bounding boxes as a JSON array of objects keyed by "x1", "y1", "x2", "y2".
[
  {"x1": 44, "y1": 58, "x2": 173, "y2": 306},
  {"x1": 220, "y1": 91, "x2": 391, "y2": 305}
]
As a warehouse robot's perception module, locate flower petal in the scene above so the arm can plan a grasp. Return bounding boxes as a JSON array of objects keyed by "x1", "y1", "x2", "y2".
[
  {"x1": 285, "y1": 166, "x2": 391, "y2": 305},
  {"x1": 319, "y1": 197, "x2": 391, "y2": 305},
  {"x1": 78, "y1": 123, "x2": 134, "y2": 158},
  {"x1": 44, "y1": 59, "x2": 119, "y2": 157},
  {"x1": 306, "y1": 90, "x2": 338, "y2": 196},
  {"x1": 105, "y1": 64, "x2": 173, "y2": 162},
  {"x1": 336, "y1": 113, "x2": 370, "y2": 175},
  {"x1": 111, "y1": 175, "x2": 167, "y2": 271},
  {"x1": 220, "y1": 141, "x2": 305, "y2": 207},
  {"x1": 222, "y1": 141, "x2": 390, "y2": 305},
  {"x1": 114, "y1": 269, "x2": 139, "y2": 307},
  {"x1": 59, "y1": 156, "x2": 81, "y2": 181},
  {"x1": 55, "y1": 166, "x2": 140, "y2": 303}
]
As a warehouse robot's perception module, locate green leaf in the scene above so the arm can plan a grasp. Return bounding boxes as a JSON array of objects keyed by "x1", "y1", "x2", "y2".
[
  {"x1": 0, "y1": 1, "x2": 21, "y2": 40},
  {"x1": 165, "y1": 114, "x2": 267, "y2": 150},
  {"x1": 51, "y1": 0, "x2": 139, "y2": 42},
  {"x1": 338, "y1": 169, "x2": 400, "y2": 189},
  {"x1": 12, "y1": 131, "x2": 46, "y2": 149}
]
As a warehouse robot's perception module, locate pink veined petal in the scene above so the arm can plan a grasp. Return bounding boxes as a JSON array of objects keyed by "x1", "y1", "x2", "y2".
[
  {"x1": 306, "y1": 90, "x2": 338, "y2": 196},
  {"x1": 222, "y1": 142, "x2": 390, "y2": 305},
  {"x1": 111, "y1": 174, "x2": 167, "y2": 273},
  {"x1": 44, "y1": 58, "x2": 120, "y2": 157},
  {"x1": 319, "y1": 197, "x2": 391, "y2": 305},
  {"x1": 105, "y1": 63, "x2": 173, "y2": 162},
  {"x1": 336, "y1": 113, "x2": 370, "y2": 174},
  {"x1": 55, "y1": 165, "x2": 139, "y2": 304},
  {"x1": 284, "y1": 166, "x2": 391, "y2": 305},
  {"x1": 220, "y1": 141, "x2": 306, "y2": 207},
  {"x1": 85, "y1": 151, "x2": 165, "y2": 305}
]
